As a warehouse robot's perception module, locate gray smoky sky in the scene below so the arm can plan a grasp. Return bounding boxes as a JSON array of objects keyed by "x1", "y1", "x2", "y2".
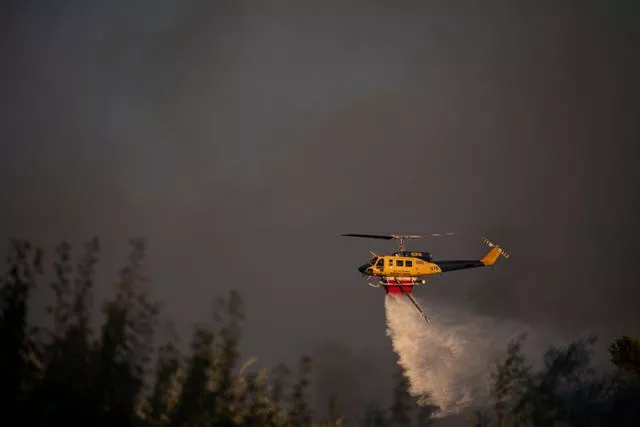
[{"x1": 1, "y1": 0, "x2": 639, "y2": 419}]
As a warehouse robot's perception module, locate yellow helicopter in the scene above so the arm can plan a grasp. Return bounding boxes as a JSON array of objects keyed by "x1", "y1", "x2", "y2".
[{"x1": 341, "y1": 233, "x2": 510, "y2": 322}]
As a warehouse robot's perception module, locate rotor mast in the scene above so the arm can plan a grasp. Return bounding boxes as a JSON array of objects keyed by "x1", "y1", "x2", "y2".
[{"x1": 397, "y1": 236, "x2": 406, "y2": 252}]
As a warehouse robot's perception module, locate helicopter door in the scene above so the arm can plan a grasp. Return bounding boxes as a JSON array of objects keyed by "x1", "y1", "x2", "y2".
[{"x1": 395, "y1": 258, "x2": 410, "y2": 274}]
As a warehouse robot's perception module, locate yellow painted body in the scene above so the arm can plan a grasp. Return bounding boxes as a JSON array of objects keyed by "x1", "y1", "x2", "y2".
[
  {"x1": 365, "y1": 246, "x2": 502, "y2": 278},
  {"x1": 366, "y1": 256, "x2": 441, "y2": 277}
]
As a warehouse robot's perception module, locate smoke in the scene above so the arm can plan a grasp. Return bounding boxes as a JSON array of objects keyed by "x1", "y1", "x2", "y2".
[{"x1": 384, "y1": 294, "x2": 558, "y2": 417}]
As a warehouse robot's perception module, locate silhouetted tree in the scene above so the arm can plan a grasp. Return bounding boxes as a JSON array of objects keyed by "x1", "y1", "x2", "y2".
[
  {"x1": 359, "y1": 403, "x2": 389, "y2": 427},
  {"x1": 472, "y1": 333, "x2": 640, "y2": 427},
  {"x1": 25, "y1": 238, "x2": 102, "y2": 427},
  {"x1": 1, "y1": 238, "x2": 343, "y2": 427},
  {"x1": 289, "y1": 355, "x2": 313, "y2": 426},
  {"x1": 389, "y1": 365, "x2": 413, "y2": 427},
  {"x1": 143, "y1": 323, "x2": 182, "y2": 425},
  {"x1": 241, "y1": 367, "x2": 285, "y2": 426},
  {"x1": 486, "y1": 333, "x2": 531, "y2": 427},
  {"x1": 96, "y1": 238, "x2": 159, "y2": 427},
  {"x1": 328, "y1": 394, "x2": 344, "y2": 425},
  {"x1": 0, "y1": 239, "x2": 43, "y2": 425},
  {"x1": 211, "y1": 290, "x2": 245, "y2": 426},
  {"x1": 48, "y1": 240, "x2": 73, "y2": 336},
  {"x1": 517, "y1": 335, "x2": 600, "y2": 425},
  {"x1": 609, "y1": 335, "x2": 640, "y2": 377},
  {"x1": 413, "y1": 394, "x2": 438, "y2": 427},
  {"x1": 170, "y1": 324, "x2": 215, "y2": 427},
  {"x1": 271, "y1": 362, "x2": 291, "y2": 406},
  {"x1": 5, "y1": 236, "x2": 640, "y2": 427},
  {"x1": 605, "y1": 335, "x2": 640, "y2": 426}
]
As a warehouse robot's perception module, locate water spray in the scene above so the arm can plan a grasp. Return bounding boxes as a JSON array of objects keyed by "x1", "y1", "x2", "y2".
[{"x1": 384, "y1": 294, "x2": 552, "y2": 417}]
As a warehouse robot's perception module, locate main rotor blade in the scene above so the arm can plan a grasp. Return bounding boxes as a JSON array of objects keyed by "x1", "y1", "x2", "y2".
[
  {"x1": 341, "y1": 232, "x2": 454, "y2": 240},
  {"x1": 341, "y1": 233, "x2": 394, "y2": 240},
  {"x1": 400, "y1": 233, "x2": 455, "y2": 239}
]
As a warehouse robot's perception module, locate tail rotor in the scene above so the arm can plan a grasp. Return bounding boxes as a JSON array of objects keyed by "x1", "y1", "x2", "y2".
[{"x1": 482, "y1": 237, "x2": 510, "y2": 259}]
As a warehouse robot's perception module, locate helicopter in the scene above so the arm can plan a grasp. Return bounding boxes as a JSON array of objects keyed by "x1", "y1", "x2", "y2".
[{"x1": 341, "y1": 233, "x2": 510, "y2": 322}]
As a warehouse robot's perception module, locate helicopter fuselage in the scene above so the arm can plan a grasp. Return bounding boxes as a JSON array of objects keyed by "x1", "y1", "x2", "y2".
[{"x1": 358, "y1": 252, "x2": 442, "y2": 278}]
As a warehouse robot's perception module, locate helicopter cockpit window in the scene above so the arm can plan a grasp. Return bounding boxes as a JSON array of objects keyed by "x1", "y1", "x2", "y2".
[
  {"x1": 369, "y1": 257, "x2": 377, "y2": 265},
  {"x1": 375, "y1": 258, "x2": 384, "y2": 267}
]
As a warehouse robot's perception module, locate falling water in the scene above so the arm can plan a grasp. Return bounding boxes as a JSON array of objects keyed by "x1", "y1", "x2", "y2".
[{"x1": 384, "y1": 294, "x2": 554, "y2": 417}]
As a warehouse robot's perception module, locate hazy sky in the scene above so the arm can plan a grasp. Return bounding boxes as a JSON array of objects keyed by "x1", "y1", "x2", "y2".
[{"x1": 1, "y1": 0, "x2": 639, "y2": 420}]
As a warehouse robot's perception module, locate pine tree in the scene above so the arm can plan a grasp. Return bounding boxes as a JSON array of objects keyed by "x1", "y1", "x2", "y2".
[
  {"x1": 0, "y1": 239, "x2": 43, "y2": 425},
  {"x1": 609, "y1": 335, "x2": 640, "y2": 377},
  {"x1": 48, "y1": 240, "x2": 73, "y2": 336},
  {"x1": 389, "y1": 366, "x2": 412, "y2": 427},
  {"x1": 327, "y1": 394, "x2": 343, "y2": 425},
  {"x1": 170, "y1": 324, "x2": 215, "y2": 427},
  {"x1": 413, "y1": 394, "x2": 438, "y2": 427},
  {"x1": 289, "y1": 355, "x2": 313, "y2": 426},
  {"x1": 270, "y1": 362, "x2": 291, "y2": 406},
  {"x1": 96, "y1": 238, "x2": 159, "y2": 427},
  {"x1": 27, "y1": 238, "x2": 102, "y2": 427},
  {"x1": 144, "y1": 322, "x2": 182, "y2": 426},
  {"x1": 242, "y1": 367, "x2": 284, "y2": 427},
  {"x1": 488, "y1": 333, "x2": 531, "y2": 427},
  {"x1": 359, "y1": 403, "x2": 389, "y2": 427},
  {"x1": 606, "y1": 335, "x2": 640, "y2": 426},
  {"x1": 211, "y1": 290, "x2": 246, "y2": 426}
]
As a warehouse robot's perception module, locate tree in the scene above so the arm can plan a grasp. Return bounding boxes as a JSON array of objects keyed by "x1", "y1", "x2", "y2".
[
  {"x1": 389, "y1": 365, "x2": 412, "y2": 427},
  {"x1": 170, "y1": 324, "x2": 215, "y2": 427},
  {"x1": 609, "y1": 335, "x2": 640, "y2": 377},
  {"x1": 7, "y1": 236, "x2": 640, "y2": 427},
  {"x1": 25, "y1": 238, "x2": 102, "y2": 427},
  {"x1": 487, "y1": 333, "x2": 531, "y2": 427},
  {"x1": 0, "y1": 239, "x2": 43, "y2": 425},
  {"x1": 211, "y1": 290, "x2": 245, "y2": 426},
  {"x1": 414, "y1": 394, "x2": 438, "y2": 427},
  {"x1": 95, "y1": 238, "x2": 159, "y2": 427},
  {"x1": 1, "y1": 238, "x2": 341, "y2": 427},
  {"x1": 143, "y1": 323, "x2": 182, "y2": 426},
  {"x1": 289, "y1": 355, "x2": 313, "y2": 426},
  {"x1": 359, "y1": 403, "x2": 389, "y2": 427},
  {"x1": 473, "y1": 333, "x2": 640, "y2": 427},
  {"x1": 606, "y1": 335, "x2": 640, "y2": 426},
  {"x1": 270, "y1": 362, "x2": 291, "y2": 406},
  {"x1": 241, "y1": 367, "x2": 285, "y2": 427}
]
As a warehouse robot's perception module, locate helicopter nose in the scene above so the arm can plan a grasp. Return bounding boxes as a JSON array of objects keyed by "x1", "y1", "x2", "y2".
[{"x1": 358, "y1": 264, "x2": 369, "y2": 274}]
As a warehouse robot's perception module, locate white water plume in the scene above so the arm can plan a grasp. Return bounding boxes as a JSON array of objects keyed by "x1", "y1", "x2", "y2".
[{"x1": 384, "y1": 294, "x2": 556, "y2": 417}]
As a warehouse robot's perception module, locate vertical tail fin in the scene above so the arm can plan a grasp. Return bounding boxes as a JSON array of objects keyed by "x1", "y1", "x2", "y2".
[{"x1": 480, "y1": 237, "x2": 510, "y2": 266}]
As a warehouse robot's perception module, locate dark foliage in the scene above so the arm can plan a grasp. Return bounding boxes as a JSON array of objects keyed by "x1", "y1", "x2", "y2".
[
  {"x1": 1, "y1": 238, "x2": 638, "y2": 427},
  {"x1": 472, "y1": 333, "x2": 640, "y2": 427}
]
